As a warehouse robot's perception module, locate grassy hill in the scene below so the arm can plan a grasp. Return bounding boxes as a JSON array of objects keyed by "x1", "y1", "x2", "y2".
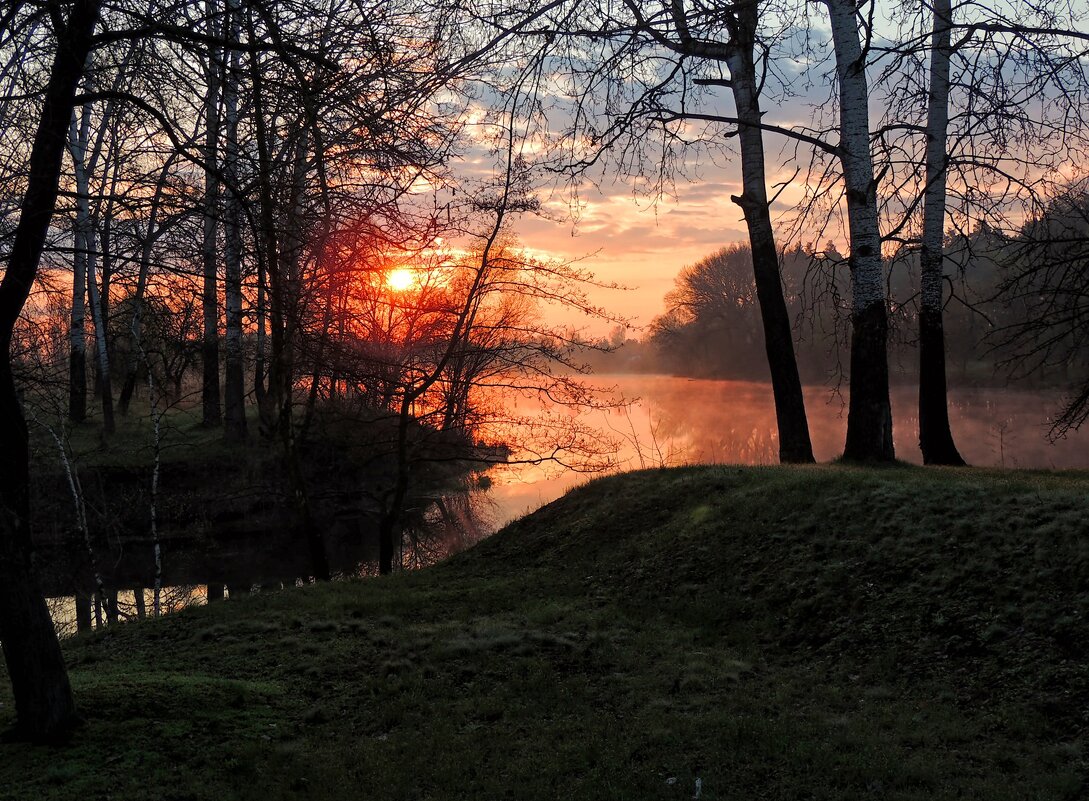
[{"x1": 1, "y1": 465, "x2": 1087, "y2": 800}]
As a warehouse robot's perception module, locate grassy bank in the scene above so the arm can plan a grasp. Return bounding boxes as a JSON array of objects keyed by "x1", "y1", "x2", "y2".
[{"x1": 2, "y1": 465, "x2": 1087, "y2": 800}]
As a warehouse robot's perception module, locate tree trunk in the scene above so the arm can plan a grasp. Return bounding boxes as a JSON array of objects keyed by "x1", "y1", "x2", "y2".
[
  {"x1": 133, "y1": 587, "x2": 146, "y2": 618},
  {"x1": 75, "y1": 593, "x2": 92, "y2": 632},
  {"x1": 84, "y1": 220, "x2": 114, "y2": 435},
  {"x1": 826, "y1": 0, "x2": 894, "y2": 462},
  {"x1": 201, "y1": 3, "x2": 222, "y2": 428},
  {"x1": 92, "y1": 155, "x2": 120, "y2": 435},
  {"x1": 119, "y1": 156, "x2": 174, "y2": 415},
  {"x1": 223, "y1": 0, "x2": 247, "y2": 441},
  {"x1": 104, "y1": 589, "x2": 118, "y2": 625},
  {"x1": 68, "y1": 209, "x2": 87, "y2": 423},
  {"x1": 67, "y1": 106, "x2": 94, "y2": 426},
  {"x1": 0, "y1": 0, "x2": 100, "y2": 741},
  {"x1": 724, "y1": 1, "x2": 814, "y2": 464},
  {"x1": 379, "y1": 517, "x2": 396, "y2": 575},
  {"x1": 255, "y1": 255, "x2": 267, "y2": 405},
  {"x1": 206, "y1": 583, "x2": 224, "y2": 602},
  {"x1": 379, "y1": 396, "x2": 413, "y2": 575},
  {"x1": 69, "y1": 99, "x2": 115, "y2": 436},
  {"x1": 918, "y1": 0, "x2": 966, "y2": 466}
]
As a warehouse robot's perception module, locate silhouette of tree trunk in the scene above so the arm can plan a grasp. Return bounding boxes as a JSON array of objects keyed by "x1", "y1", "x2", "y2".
[
  {"x1": 0, "y1": 0, "x2": 102, "y2": 742},
  {"x1": 68, "y1": 171, "x2": 87, "y2": 424},
  {"x1": 88, "y1": 141, "x2": 119, "y2": 435},
  {"x1": 918, "y1": 0, "x2": 965, "y2": 465},
  {"x1": 75, "y1": 593, "x2": 92, "y2": 632},
  {"x1": 201, "y1": 1, "x2": 222, "y2": 428},
  {"x1": 480, "y1": 0, "x2": 817, "y2": 462},
  {"x1": 717, "y1": 0, "x2": 814, "y2": 464},
  {"x1": 223, "y1": 0, "x2": 247, "y2": 441}
]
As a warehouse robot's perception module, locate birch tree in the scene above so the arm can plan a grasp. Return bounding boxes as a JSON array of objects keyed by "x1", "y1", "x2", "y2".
[
  {"x1": 824, "y1": 0, "x2": 894, "y2": 461},
  {"x1": 916, "y1": 0, "x2": 964, "y2": 465},
  {"x1": 648, "y1": 0, "x2": 816, "y2": 463},
  {"x1": 874, "y1": 0, "x2": 1089, "y2": 462},
  {"x1": 222, "y1": 0, "x2": 246, "y2": 441},
  {"x1": 201, "y1": 0, "x2": 222, "y2": 427},
  {"x1": 67, "y1": 102, "x2": 90, "y2": 423}
]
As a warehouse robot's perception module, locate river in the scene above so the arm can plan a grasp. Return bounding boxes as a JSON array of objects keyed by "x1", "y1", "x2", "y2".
[
  {"x1": 486, "y1": 375, "x2": 1089, "y2": 525},
  {"x1": 47, "y1": 375, "x2": 1087, "y2": 632}
]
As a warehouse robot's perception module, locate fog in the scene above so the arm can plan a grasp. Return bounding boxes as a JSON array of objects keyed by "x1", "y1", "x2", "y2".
[{"x1": 488, "y1": 375, "x2": 1089, "y2": 524}]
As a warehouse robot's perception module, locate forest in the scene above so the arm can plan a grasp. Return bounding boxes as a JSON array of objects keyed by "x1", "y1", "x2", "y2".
[
  {"x1": 0, "y1": 1, "x2": 1087, "y2": 796},
  {"x1": 623, "y1": 209, "x2": 1089, "y2": 399}
]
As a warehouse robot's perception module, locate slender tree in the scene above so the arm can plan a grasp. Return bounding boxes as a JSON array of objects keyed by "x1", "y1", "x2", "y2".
[
  {"x1": 702, "y1": 0, "x2": 814, "y2": 463},
  {"x1": 917, "y1": 0, "x2": 965, "y2": 465},
  {"x1": 222, "y1": 0, "x2": 246, "y2": 440},
  {"x1": 201, "y1": 0, "x2": 222, "y2": 427},
  {"x1": 825, "y1": 0, "x2": 894, "y2": 461}
]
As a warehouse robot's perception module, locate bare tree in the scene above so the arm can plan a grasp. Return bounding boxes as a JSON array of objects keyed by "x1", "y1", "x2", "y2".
[
  {"x1": 821, "y1": 0, "x2": 894, "y2": 461},
  {"x1": 872, "y1": 0, "x2": 1089, "y2": 462},
  {"x1": 464, "y1": 0, "x2": 817, "y2": 462},
  {"x1": 0, "y1": 0, "x2": 101, "y2": 742},
  {"x1": 200, "y1": 0, "x2": 222, "y2": 426},
  {"x1": 222, "y1": 0, "x2": 246, "y2": 440},
  {"x1": 997, "y1": 186, "x2": 1089, "y2": 435},
  {"x1": 916, "y1": 0, "x2": 965, "y2": 465}
]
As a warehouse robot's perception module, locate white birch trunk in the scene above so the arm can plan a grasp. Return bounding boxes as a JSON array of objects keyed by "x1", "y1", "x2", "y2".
[
  {"x1": 41, "y1": 420, "x2": 107, "y2": 617},
  {"x1": 917, "y1": 0, "x2": 965, "y2": 464},
  {"x1": 825, "y1": 0, "x2": 894, "y2": 461},
  {"x1": 68, "y1": 106, "x2": 113, "y2": 435},
  {"x1": 223, "y1": 0, "x2": 247, "y2": 439},
  {"x1": 201, "y1": 2, "x2": 222, "y2": 425},
  {"x1": 826, "y1": 0, "x2": 883, "y2": 313},
  {"x1": 720, "y1": 0, "x2": 814, "y2": 464},
  {"x1": 921, "y1": 0, "x2": 952, "y2": 314},
  {"x1": 67, "y1": 110, "x2": 89, "y2": 423}
]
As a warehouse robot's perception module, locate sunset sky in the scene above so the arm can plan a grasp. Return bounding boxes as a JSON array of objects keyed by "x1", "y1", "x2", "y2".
[
  {"x1": 509, "y1": 158, "x2": 817, "y2": 332},
  {"x1": 519, "y1": 179, "x2": 747, "y2": 326}
]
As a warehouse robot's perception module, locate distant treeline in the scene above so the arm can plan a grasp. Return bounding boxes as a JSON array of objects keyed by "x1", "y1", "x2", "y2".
[{"x1": 590, "y1": 218, "x2": 1088, "y2": 391}]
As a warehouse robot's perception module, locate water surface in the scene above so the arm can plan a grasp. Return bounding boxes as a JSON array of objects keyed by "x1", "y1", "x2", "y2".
[{"x1": 487, "y1": 375, "x2": 1089, "y2": 524}]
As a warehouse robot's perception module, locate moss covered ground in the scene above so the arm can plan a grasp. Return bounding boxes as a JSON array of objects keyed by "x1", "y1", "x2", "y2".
[{"x1": 1, "y1": 465, "x2": 1087, "y2": 800}]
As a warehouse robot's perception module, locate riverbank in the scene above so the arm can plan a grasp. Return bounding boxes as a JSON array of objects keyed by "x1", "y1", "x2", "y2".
[
  {"x1": 2, "y1": 465, "x2": 1087, "y2": 799},
  {"x1": 29, "y1": 404, "x2": 490, "y2": 610}
]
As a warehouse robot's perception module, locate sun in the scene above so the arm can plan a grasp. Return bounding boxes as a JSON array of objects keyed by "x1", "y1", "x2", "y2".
[{"x1": 386, "y1": 268, "x2": 416, "y2": 292}]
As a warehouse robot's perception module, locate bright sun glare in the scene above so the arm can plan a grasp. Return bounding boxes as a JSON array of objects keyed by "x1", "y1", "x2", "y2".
[{"x1": 386, "y1": 268, "x2": 415, "y2": 292}]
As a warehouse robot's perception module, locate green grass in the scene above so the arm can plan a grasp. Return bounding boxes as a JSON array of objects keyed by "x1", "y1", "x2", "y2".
[
  {"x1": 30, "y1": 402, "x2": 269, "y2": 471},
  {"x1": 2, "y1": 465, "x2": 1088, "y2": 800}
]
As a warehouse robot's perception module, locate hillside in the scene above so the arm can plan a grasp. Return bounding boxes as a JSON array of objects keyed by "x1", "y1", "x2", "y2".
[{"x1": 1, "y1": 465, "x2": 1087, "y2": 800}]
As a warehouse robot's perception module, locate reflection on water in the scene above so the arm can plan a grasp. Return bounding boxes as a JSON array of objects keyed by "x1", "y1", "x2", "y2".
[
  {"x1": 487, "y1": 375, "x2": 1089, "y2": 524},
  {"x1": 48, "y1": 587, "x2": 207, "y2": 638},
  {"x1": 46, "y1": 486, "x2": 493, "y2": 635},
  {"x1": 48, "y1": 376, "x2": 1086, "y2": 632}
]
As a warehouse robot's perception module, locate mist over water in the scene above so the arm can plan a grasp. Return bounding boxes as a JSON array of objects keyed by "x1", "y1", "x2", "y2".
[{"x1": 487, "y1": 374, "x2": 1089, "y2": 525}]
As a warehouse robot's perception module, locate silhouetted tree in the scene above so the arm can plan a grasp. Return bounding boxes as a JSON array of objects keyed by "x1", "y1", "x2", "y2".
[
  {"x1": 463, "y1": 0, "x2": 817, "y2": 463},
  {"x1": 0, "y1": 0, "x2": 101, "y2": 742}
]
